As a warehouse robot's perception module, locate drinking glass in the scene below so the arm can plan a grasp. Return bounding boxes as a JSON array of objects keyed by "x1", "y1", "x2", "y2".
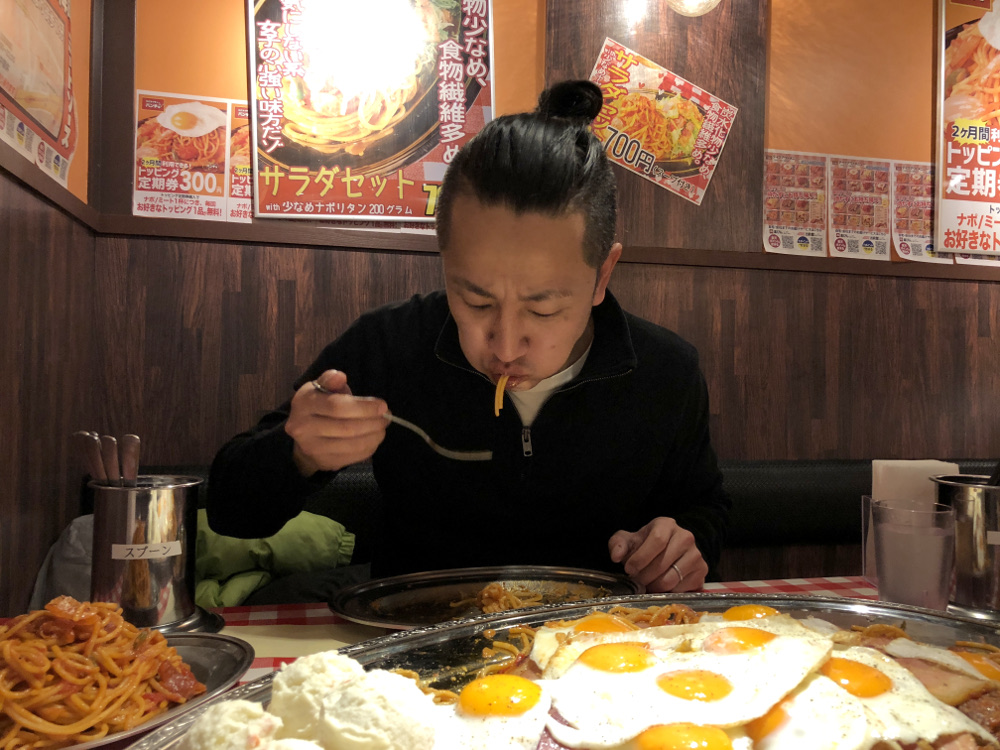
[{"x1": 873, "y1": 499, "x2": 955, "y2": 610}]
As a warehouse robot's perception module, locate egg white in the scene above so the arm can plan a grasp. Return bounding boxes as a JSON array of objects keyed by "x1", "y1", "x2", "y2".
[
  {"x1": 434, "y1": 681, "x2": 552, "y2": 750},
  {"x1": 157, "y1": 101, "x2": 227, "y2": 138},
  {"x1": 832, "y1": 646, "x2": 996, "y2": 746}
]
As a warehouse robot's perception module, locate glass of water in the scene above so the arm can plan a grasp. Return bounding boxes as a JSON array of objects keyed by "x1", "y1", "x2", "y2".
[{"x1": 873, "y1": 499, "x2": 955, "y2": 610}]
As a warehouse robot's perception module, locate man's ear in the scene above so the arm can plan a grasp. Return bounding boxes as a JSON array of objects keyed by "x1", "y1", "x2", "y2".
[{"x1": 592, "y1": 243, "x2": 623, "y2": 305}]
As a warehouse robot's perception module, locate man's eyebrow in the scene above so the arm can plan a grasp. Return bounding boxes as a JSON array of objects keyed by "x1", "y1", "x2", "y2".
[{"x1": 452, "y1": 277, "x2": 572, "y2": 303}]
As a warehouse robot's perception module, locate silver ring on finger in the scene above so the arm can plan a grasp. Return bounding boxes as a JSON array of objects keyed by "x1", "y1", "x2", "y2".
[
  {"x1": 670, "y1": 563, "x2": 684, "y2": 587},
  {"x1": 312, "y1": 379, "x2": 334, "y2": 395}
]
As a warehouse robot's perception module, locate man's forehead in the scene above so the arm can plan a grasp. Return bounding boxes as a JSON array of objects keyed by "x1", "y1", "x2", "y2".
[{"x1": 450, "y1": 276, "x2": 575, "y2": 301}]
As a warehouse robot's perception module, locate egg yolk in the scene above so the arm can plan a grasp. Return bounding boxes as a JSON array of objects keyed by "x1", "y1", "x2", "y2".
[
  {"x1": 458, "y1": 674, "x2": 541, "y2": 717},
  {"x1": 745, "y1": 701, "x2": 790, "y2": 741},
  {"x1": 954, "y1": 651, "x2": 1000, "y2": 680},
  {"x1": 656, "y1": 669, "x2": 733, "y2": 701},
  {"x1": 820, "y1": 657, "x2": 893, "y2": 697},
  {"x1": 578, "y1": 642, "x2": 656, "y2": 673},
  {"x1": 170, "y1": 111, "x2": 201, "y2": 130},
  {"x1": 722, "y1": 604, "x2": 779, "y2": 620},
  {"x1": 702, "y1": 627, "x2": 777, "y2": 654},
  {"x1": 572, "y1": 612, "x2": 639, "y2": 633},
  {"x1": 628, "y1": 723, "x2": 733, "y2": 750}
]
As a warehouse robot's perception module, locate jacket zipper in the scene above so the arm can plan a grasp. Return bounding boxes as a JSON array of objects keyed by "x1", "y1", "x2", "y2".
[{"x1": 521, "y1": 427, "x2": 533, "y2": 457}]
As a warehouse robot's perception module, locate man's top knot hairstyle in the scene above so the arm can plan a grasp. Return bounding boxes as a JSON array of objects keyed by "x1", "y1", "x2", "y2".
[{"x1": 435, "y1": 80, "x2": 618, "y2": 269}]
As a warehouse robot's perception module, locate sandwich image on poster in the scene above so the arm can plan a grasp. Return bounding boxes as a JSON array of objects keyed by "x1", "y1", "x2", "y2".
[{"x1": 589, "y1": 38, "x2": 737, "y2": 206}]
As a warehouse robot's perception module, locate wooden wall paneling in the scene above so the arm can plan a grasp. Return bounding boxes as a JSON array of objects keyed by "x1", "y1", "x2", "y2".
[
  {"x1": 610, "y1": 265, "x2": 1000, "y2": 461},
  {"x1": 0, "y1": 171, "x2": 98, "y2": 615},
  {"x1": 87, "y1": 238, "x2": 445, "y2": 469},
  {"x1": 545, "y1": 0, "x2": 767, "y2": 253}
]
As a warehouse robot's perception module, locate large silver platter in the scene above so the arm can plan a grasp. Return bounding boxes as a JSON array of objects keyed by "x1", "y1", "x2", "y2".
[
  {"x1": 128, "y1": 593, "x2": 1000, "y2": 750},
  {"x1": 328, "y1": 565, "x2": 641, "y2": 629}
]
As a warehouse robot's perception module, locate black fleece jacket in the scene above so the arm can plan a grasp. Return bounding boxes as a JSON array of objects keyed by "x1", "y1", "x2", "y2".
[{"x1": 207, "y1": 290, "x2": 730, "y2": 579}]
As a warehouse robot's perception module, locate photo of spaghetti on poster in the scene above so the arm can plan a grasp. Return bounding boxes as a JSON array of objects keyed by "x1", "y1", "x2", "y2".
[
  {"x1": 588, "y1": 38, "x2": 737, "y2": 206},
  {"x1": 248, "y1": 0, "x2": 493, "y2": 221},
  {"x1": 937, "y1": 2, "x2": 1000, "y2": 254}
]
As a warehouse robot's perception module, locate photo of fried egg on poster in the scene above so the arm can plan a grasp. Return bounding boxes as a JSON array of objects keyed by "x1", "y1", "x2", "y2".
[
  {"x1": 588, "y1": 38, "x2": 737, "y2": 206},
  {"x1": 827, "y1": 155, "x2": 891, "y2": 261},
  {"x1": 762, "y1": 150, "x2": 828, "y2": 257},
  {"x1": 133, "y1": 92, "x2": 235, "y2": 221},
  {"x1": 891, "y1": 161, "x2": 951, "y2": 264},
  {"x1": 248, "y1": 0, "x2": 493, "y2": 221},
  {"x1": 937, "y1": 3, "x2": 1000, "y2": 256}
]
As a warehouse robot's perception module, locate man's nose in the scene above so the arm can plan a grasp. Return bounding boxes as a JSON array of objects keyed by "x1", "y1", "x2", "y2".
[{"x1": 487, "y1": 309, "x2": 526, "y2": 362}]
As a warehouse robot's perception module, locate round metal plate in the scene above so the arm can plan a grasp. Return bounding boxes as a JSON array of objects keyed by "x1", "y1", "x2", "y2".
[{"x1": 327, "y1": 565, "x2": 642, "y2": 629}]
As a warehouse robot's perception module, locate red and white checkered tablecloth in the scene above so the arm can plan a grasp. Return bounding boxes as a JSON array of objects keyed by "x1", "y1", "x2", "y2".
[{"x1": 222, "y1": 576, "x2": 878, "y2": 683}]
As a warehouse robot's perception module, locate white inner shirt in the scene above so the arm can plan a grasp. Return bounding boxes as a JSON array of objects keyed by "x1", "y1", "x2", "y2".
[{"x1": 508, "y1": 344, "x2": 591, "y2": 426}]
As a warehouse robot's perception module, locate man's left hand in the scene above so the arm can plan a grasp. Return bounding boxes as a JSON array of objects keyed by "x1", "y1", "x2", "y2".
[{"x1": 608, "y1": 517, "x2": 708, "y2": 593}]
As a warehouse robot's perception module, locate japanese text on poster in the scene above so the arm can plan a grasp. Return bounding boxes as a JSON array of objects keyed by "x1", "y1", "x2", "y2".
[
  {"x1": 763, "y1": 151, "x2": 828, "y2": 257},
  {"x1": 249, "y1": 0, "x2": 493, "y2": 220},
  {"x1": 937, "y1": 6, "x2": 1000, "y2": 253},
  {"x1": 133, "y1": 92, "x2": 244, "y2": 221},
  {"x1": 588, "y1": 38, "x2": 736, "y2": 206},
  {"x1": 0, "y1": 0, "x2": 78, "y2": 188},
  {"x1": 891, "y1": 161, "x2": 951, "y2": 264},
  {"x1": 828, "y1": 156, "x2": 891, "y2": 261}
]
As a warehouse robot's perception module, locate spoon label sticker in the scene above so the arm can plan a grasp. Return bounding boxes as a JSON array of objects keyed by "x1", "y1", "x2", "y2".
[{"x1": 112, "y1": 541, "x2": 182, "y2": 560}]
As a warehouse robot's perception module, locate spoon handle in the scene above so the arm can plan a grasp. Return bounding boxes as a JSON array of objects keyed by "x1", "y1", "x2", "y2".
[
  {"x1": 121, "y1": 434, "x2": 141, "y2": 488},
  {"x1": 100, "y1": 435, "x2": 121, "y2": 486},
  {"x1": 72, "y1": 431, "x2": 107, "y2": 483}
]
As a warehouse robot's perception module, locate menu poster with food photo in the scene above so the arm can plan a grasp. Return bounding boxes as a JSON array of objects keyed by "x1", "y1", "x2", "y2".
[
  {"x1": 249, "y1": 0, "x2": 493, "y2": 221},
  {"x1": 589, "y1": 38, "x2": 737, "y2": 206},
  {"x1": 762, "y1": 150, "x2": 828, "y2": 257},
  {"x1": 890, "y1": 161, "x2": 951, "y2": 264},
  {"x1": 0, "y1": 0, "x2": 78, "y2": 188},
  {"x1": 828, "y1": 156, "x2": 891, "y2": 261},
  {"x1": 133, "y1": 92, "x2": 230, "y2": 221},
  {"x1": 937, "y1": 5, "x2": 1000, "y2": 255},
  {"x1": 228, "y1": 103, "x2": 252, "y2": 223}
]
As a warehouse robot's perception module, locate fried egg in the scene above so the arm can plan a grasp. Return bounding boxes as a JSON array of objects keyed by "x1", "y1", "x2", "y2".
[
  {"x1": 605, "y1": 723, "x2": 753, "y2": 750},
  {"x1": 545, "y1": 629, "x2": 832, "y2": 748},
  {"x1": 822, "y1": 646, "x2": 995, "y2": 746},
  {"x1": 157, "y1": 101, "x2": 227, "y2": 138},
  {"x1": 884, "y1": 637, "x2": 996, "y2": 681},
  {"x1": 745, "y1": 673, "x2": 882, "y2": 750},
  {"x1": 530, "y1": 612, "x2": 642, "y2": 673},
  {"x1": 434, "y1": 674, "x2": 552, "y2": 750}
]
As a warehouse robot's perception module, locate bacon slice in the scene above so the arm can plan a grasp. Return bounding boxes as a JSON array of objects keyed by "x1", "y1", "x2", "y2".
[{"x1": 894, "y1": 657, "x2": 993, "y2": 706}]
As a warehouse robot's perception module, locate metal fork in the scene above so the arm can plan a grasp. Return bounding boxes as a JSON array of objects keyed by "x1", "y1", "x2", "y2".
[{"x1": 384, "y1": 414, "x2": 492, "y2": 462}]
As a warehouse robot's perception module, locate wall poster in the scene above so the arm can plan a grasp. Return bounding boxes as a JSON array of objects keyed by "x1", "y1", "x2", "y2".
[
  {"x1": 762, "y1": 150, "x2": 828, "y2": 257},
  {"x1": 588, "y1": 38, "x2": 737, "y2": 206},
  {"x1": 248, "y1": 0, "x2": 494, "y2": 221},
  {"x1": 0, "y1": 0, "x2": 79, "y2": 189},
  {"x1": 937, "y1": 2, "x2": 1000, "y2": 255}
]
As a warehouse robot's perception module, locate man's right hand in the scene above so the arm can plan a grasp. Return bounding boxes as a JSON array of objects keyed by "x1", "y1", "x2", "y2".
[{"x1": 285, "y1": 369, "x2": 389, "y2": 475}]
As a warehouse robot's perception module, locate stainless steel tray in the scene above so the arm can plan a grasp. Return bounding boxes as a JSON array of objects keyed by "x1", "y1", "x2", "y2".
[
  {"x1": 328, "y1": 565, "x2": 642, "y2": 629},
  {"x1": 71, "y1": 632, "x2": 254, "y2": 749},
  {"x1": 127, "y1": 593, "x2": 1000, "y2": 750}
]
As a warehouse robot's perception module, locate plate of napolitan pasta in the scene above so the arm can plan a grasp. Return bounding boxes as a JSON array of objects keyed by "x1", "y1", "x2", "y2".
[
  {"x1": 131, "y1": 593, "x2": 1000, "y2": 750},
  {"x1": 328, "y1": 566, "x2": 641, "y2": 630},
  {"x1": 0, "y1": 597, "x2": 253, "y2": 750}
]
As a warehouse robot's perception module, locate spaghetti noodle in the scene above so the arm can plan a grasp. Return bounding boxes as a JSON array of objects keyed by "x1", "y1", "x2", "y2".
[
  {"x1": 493, "y1": 375, "x2": 509, "y2": 417},
  {"x1": 600, "y1": 91, "x2": 704, "y2": 162},
  {"x1": 135, "y1": 119, "x2": 227, "y2": 171},
  {"x1": 0, "y1": 597, "x2": 206, "y2": 750},
  {"x1": 944, "y1": 20, "x2": 1000, "y2": 129}
]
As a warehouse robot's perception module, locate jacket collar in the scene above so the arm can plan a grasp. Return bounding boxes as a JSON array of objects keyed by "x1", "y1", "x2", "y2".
[{"x1": 434, "y1": 289, "x2": 637, "y2": 384}]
